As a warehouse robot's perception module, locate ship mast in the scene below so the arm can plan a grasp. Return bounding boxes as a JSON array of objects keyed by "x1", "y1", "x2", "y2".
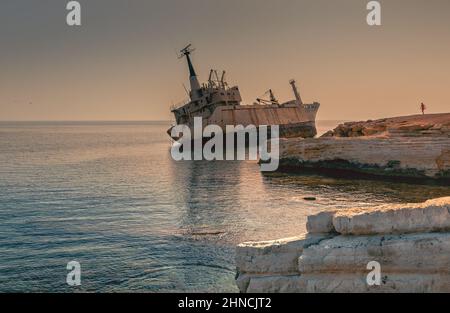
[{"x1": 179, "y1": 44, "x2": 201, "y2": 100}]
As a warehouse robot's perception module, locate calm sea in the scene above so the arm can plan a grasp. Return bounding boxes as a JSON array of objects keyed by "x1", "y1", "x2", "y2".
[{"x1": 0, "y1": 121, "x2": 449, "y2": 292}]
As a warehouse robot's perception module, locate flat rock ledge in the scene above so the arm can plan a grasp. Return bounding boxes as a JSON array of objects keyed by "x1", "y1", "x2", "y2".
[
  {"x1": 235, "y1": 197, "x2": 450, "y2": 293},
  {"x1": 278, "y1": 114, "x2": 450, "y2": 181}
]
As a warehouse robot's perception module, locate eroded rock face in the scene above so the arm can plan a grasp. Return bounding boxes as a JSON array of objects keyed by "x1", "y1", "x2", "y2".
[
  {"x1": 278, "y1": 114, "x2": 450, "y2": 180},
  {"x1": 299, "y1": 233, "x2": 450, "y2": 274},
  {"x1": 244, "y1": 273, "x2": 450, "y2": 293},
  {"x1": 306, "y1": 197, "x2": 450, "y2": 235},
  {"x1": 306, "y1": 210, "x2": 338, "y2": 234},
  {"x1": 236, "y1": 234, "x2": 330, "y2": 274},
  {"x1": 294, "y1": 273, "x2": 450, "y2": 293},
  {"x1": 333, "y1": 197, "x2": 450, "y2": 235},
  {"x1": 235, "y1": 197, "x2": 450, "y2": 293},
  {"x1": 321, "y1": 114, "x2": 450, "y2": 138},
  {"x1": 235, "y1": 234, "x2": 332, "y2": 292}
]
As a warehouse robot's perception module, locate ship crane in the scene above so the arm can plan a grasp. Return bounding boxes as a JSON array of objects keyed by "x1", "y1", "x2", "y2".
[
  {"x1": 256, "y1": 89, "x2": 279, "y2": 105},
  {"x1": 208, "y1": 69, "x2": 227, "y2": 89}
]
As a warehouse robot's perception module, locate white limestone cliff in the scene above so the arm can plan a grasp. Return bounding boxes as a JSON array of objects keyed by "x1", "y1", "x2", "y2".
[
  {"x1": 278, "y1": 114, "x2": 450, "y2": 180},
  {"x1": 235, "y1": 197, "x2": 450, "y2": 293}
]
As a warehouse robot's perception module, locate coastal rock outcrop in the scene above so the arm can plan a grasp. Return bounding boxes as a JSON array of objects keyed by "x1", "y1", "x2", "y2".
[
  {"x1": 278, "y1": 114, "x2": 450, "y2": 180},
  {"x1": 235, "y1": 197, "x2": 450, "y2": 293}
]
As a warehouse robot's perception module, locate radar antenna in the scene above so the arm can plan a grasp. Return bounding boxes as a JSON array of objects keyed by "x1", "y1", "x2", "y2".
[{"x1": 178, "y1": 44, "x2": 195, "y2": 59}]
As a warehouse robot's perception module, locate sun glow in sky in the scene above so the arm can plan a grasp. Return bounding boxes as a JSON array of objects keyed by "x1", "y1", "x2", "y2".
[{"x1": 1, "y1": 0, "x2": 449, "y2": 121}]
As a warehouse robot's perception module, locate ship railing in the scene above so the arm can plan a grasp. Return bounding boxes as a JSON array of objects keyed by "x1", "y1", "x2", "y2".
[{"x1": 170, "y1": 98, "x2": 190, "y2": 111}]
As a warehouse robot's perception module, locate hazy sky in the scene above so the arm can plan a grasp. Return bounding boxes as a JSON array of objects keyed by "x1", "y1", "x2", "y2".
[{"x1": 1, "y1": 0, "x2": 449, "y2": 121}]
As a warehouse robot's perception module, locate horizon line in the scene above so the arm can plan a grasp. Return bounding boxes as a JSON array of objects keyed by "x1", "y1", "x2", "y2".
[{"x1": 0, "y1": 119, "x2": 352, "y2": 123}]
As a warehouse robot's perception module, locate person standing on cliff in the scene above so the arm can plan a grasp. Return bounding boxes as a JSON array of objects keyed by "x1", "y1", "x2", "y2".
[{"x1": 420, "y1": 102, "x2": 426, "y2": 115}]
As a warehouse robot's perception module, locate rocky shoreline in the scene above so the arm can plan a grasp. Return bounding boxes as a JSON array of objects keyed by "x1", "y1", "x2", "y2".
[
  {"x1": 277, "y1": 114, "x2": 450, "y2": 181},
  {"x1": 235, "y1": 197, "x2": 450, "y2": 293}
]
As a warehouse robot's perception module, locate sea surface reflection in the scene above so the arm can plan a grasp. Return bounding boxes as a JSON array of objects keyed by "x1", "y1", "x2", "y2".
[{"x1": 0, "y1": 121, "x2": 448, "y2": 292}]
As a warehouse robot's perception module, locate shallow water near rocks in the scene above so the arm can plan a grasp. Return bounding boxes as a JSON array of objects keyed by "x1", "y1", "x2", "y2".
[{"x1": 0, "y1": 121, "x2": 448, "y2": 292}]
